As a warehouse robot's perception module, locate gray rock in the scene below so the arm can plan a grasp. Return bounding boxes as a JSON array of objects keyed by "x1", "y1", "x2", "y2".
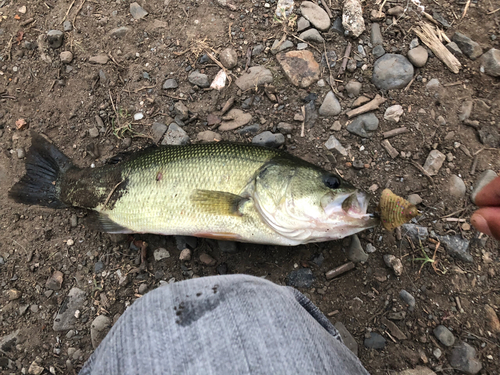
[
  {"x1": 407, "y1": 46, "x2": 428, "y2": 67},
  {"x1": 237, "y1": 124, "x2": 260, "y2": 135},
  {"x1": 300, "y1": 1, "x2": 331, "y2": 31},
  {"x1": 287, "y1": 268, "x2": 314, "y2": 288},
  {"x1": 450, "y1": 341, "x2": 483, "y2": 374},
  {"x1": 152, "y1": 122, "x2": 167, "y2": 143},
  {"x1": 481, "y1": 48, "x2": 500, "y2": 77},
  {"x1": 343, "y1": 0, "x2": 365, "y2": 37},
  {"x1": 299, "y1": 29, "x2": 325, "y2": 43},
  {"x1": 53, "y1": 287, "x2": 86, "y2": 331},
  {"x1": 175, "y1": 236, "x2": 197, "y2": 250},
  {"x1": 109, "y1": 26, "x2": 129, "y2": 38},
  {"x1": 446, "y1": 42, "x2": 463, "y2": 56},
  {"x1": 334, "y1": 322, "x2": 358, "y2": 356},
  {"x1": 252, "y1": 44, "x2": 264, "y2": 56},
  {"x1": 364, "y1": 332, "x2": 386, "y2": 349},
  {"x1": 371, "y1": 23, "x2": 383, "y2": 46},
  {"x1": 458, "y1": 100, "x2": 473, "y2": 122},
  {"x1": 399, "y1": 289, "x2": 416, "y2": 311},
  {"x1": 63, "y1": 20, "x2": 73, "y2": 32},
  {"x1": 130, "y1": 2, "x2": 148, "y2": 19},
  {"x1": 271, "y1": 39, "x2": 294, "y2": 54},
  {"x1": 161, "y1": 124, "x2": 190, "y2": 145},
  {"x1": 297, "y1": 43, "x2": 308, "y2": 50},
  {"x1": 321, "y1": 51, "x2": 338, "y2": 68},
  {"x1": 88, "y1": 127, "x2": 99, "y2": 138},
  {"x1": 138, "y1": 283, "x2": 148, "y2": 295},
  {"x1": 433, "y1": 325, "x2": 455, "y2": 347},
  {"x1": 347, "y1": 235, "x2": 368, "y2": 263},
  {"x1": 179, "y1": 248, "x2": 192, "y2": 261},
  {"x1": 372, "y1": 54, "x2": 414, "y2": 90},
  {"x1": 383, "y1": 254, "x2": 403, "y2": 276},
  {"x1": 325, "y1": 135, "x2": 347, "y2": 156},
  {"x1": 365, "y1": 243, "x2": 376, "y2": 253},
  {"x1": 399, "y1": 367, "x2": 437, "y2": 375},
  {"x1": 47, "y1": 30, "x2": 64, "y2": 49},
  {"x1": 174, "y1": 101, "x2": 189, "y2": 120},
  {"x1": 60, "y1": 51, "x2": 73, "y2": 64},
  {"x1": 188, "y1": 70, "x2": 210, "y2": 88},
  {"x1": 297, "y1": 17, "x2": 310, "y2": 32},
  {"x1": 236, "y1": 66, "x2": 273, "y2": 91},
  {"x1": 433, "y1": 11, "x2": 450, "y2": 28},
  {"x1": 17, "y1": 148, "x2": 26, "y2": 159},
  {"x1": 163, "y1": 78, "x2": 178, "y2": 89},
  {"x1": 471, "y1": 170, "x2": 497, "y2": 204},
  {"x1": 277, "y1": 122, "x2": 293, "y2": 135},
  {"x1": 252, "y1": 131, "x2": 285, "y2": 148},
  {"x1": 331, "y1": 120, "x2": 342, "y2": 131},
  {"x1": 330, "y1": 17, "x2": 344, "y2": 35},
  {"x1": 89, "y1": 54, "x2": 109, "y2": 64},
  {"x1": 347, "y1": 59, "x2": 357, "y2": 72},
  {"x1": 384, "y1": 104, "x2": 403, "y2": 122},
  {"x1": 387, "y1": 5, "x2": 404, "y2": 16},
  {"x1": 372, "y1": 45, "x2": 385, "y2": 58},
  {"x1": 478, "y1": 125, "x2": 500, "y2": 147},
  {"x1": 220, "y1": 109, "x2": 252, "y2": 131},
  {"x1": 319, "y1": 91, "x2": 341, "y2": 116},
  {"x1": 94, "y1": 261, "x2": 104, "y2": 273},
  {"x1": 219, "y1": 47, "x2": 238, "y2": 69},
  {"x1": 345, "y1": 80, "x2": 362, "y2": 98},
  {"x1": 452, "y1": 32, "x2": 482, "y2": 60},
  {"x1": 449, "y1": 175, "x2": 466, "y2": 198},
  {"x1": 196, "y1": 130, "x2": 222, "y2": 143},
  {"x1": 90, "y1": 315, "x2": 111, "y2": 349},
  {"x1": 346, "y1": 113, "x2": 379, "y2": 138},
  {"x1": 422, "y1": 150, "x2": 445, "y2": 176},
  {"x1": 436, "y1": 235, "x2": 472, "y2": 262},
  {"x1": 406, "y1": 194, "x2": 422, "y2": 205},
  {"x1": 153, "y1": 248, "x2": 170, "y2": 261},
  {"x1": 218, "y1": 240, "x2": 238, "y2": 253},
  {"x1": 426, "y1": 78, "x2": 441, "y2": 92},
  {"x1": 409, "y1": 38, "x2": 419, "y2": 49},
  {"x1": 436, "y1": 115, "x2": 446, "y2": 125}
]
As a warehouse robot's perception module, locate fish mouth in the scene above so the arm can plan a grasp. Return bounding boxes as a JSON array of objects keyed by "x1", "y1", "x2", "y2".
[{"x1": 324, "y1": 191, "x2": 378, "y2": 224}]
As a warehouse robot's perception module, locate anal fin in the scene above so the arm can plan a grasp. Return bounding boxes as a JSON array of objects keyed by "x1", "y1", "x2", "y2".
[{"x1": 191, "y1": 190, "x2": 247, "y2": 217}]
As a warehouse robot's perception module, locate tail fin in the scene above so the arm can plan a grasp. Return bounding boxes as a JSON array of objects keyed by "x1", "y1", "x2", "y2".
[{"x1": 8, "y1": 133, "x2": 73, "y2": 208}]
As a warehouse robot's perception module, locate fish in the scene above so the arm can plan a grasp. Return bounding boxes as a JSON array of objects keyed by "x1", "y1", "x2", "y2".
[
  {"x1": 379, "y1": 189, "x2": 419, "y2": 231},
  {"x1": 8, "y1": 133, "x2": 379, "y2": 246}
]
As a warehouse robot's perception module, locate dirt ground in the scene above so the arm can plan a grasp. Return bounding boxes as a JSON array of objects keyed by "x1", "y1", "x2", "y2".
[{"x1": 0, "y1": 0, "x2": 499, "y2": 373}]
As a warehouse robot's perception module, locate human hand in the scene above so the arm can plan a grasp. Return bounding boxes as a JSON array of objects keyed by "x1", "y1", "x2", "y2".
[{"x1": 471, "y1": 176, "x2": 500, "y2": 240}]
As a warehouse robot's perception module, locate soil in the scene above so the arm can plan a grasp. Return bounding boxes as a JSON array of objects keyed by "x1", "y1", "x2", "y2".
[{"x1": 0, "y1": 0, "x2": 499, "y2": 373}]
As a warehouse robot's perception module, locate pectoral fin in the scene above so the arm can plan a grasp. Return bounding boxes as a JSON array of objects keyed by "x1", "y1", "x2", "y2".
[{"x1": 191, "y1": 190, "x2": 247, "y2": 217}]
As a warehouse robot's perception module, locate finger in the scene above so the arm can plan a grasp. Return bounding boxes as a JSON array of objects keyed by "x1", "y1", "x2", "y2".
[
  {"x1": 471, "y1": 207, "x2": 500, "y2": 241},
  {"x1": 475, "y1": 176, "x2": 500, "y2": 207}
]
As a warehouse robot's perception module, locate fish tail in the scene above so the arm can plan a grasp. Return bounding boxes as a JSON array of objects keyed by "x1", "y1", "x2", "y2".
[{"x1": 8, "y1": 133, "x2": 74, "y2": 208}]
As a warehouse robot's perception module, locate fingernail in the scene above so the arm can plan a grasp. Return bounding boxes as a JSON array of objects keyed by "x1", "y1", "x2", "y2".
[{"x1": 471, "y1": 213, "x2": 492, "y2": 237}]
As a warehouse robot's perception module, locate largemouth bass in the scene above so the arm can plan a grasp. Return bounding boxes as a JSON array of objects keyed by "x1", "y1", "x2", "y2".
[{"x1": 9, "y1": 133, "x2": 379, "y2": 246}]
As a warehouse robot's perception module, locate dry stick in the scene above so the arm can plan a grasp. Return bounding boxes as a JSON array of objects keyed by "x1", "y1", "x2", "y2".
[
  {"x1": 414, "y1": 22, "x2": 461, "y2": 74},
  {"x1": 109, "y1": 89, "x2": 119, "y2": 127},
  {"x1": 325, "y1": 262, "x2": 355, "y2": 280},
  {"x1": 422, "y1": 11, "x2": 440, "y2": 25},
  {"x1": 321, "y1": 1, "x2": 333, "y2": 18},
  {"x1": 244, "y1": 47, "x2": 252, "y2": 72},
  {"x1": 162, "y1": 93, "x2": 188, "y2": 101},
  {"x1": 61, "y1": 0, "x2": 76, "y2": 24},
  {"x1": 410, "y1": 161, "x2": 435, "y2": 186},
  {"x1": 487, "y1": 7, "x2": 500, "y2": 14},
  {"x1": 346, "y1": 94, "x2": 386, "y2": 118},
  {"x1": 338, "y1": 42, "x2": 352, "y2": 76},
  {"x1": 470, "y1": 154, "x2": 479, "y2": 174},
  {"x1": 20, "y1": 17, "x2": 35, "y2": 26},
  {"x1": 461, "y1": 0, "x2": 471, "y2": 19},
  {"x1": 4, "y1": 36, "x2": 13, "y2": 61},
  {"x1": 72, "y1": 0, "x2": 86, "y2": 25},
  {"x1": 383, "y1": 127, "x2": 408, "y2": 138},
  {"x1": 440, "y1": 207, "x2": 467, "y2": 219},
  {"x1": 300, "y1": 105, "x2": 306, "y2": 137},
  {"x1": 289, "y1": 34, "x2": 322, "y2": 54},
  {"x1": 323, "y1": 42, "x2": 338, "y2": 94},
  {"x1": 123, "y1": 85, "x2": 156, "y2": 94}
]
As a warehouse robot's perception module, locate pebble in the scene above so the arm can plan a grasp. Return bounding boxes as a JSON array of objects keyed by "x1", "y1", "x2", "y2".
[
  {"x1": 346, "y1": 113, "x2": 379, "y2": 138},
  {"x1": 325, "y1": 135, "x2": 347, "y2": 156},
  {"x1": 130, "y1": 2, "x2": 148, "y2": 19},
  {"x1": 252, "y1": 131, "x2": 285, "y2": 148},
  {"x1": 319, "y1": 91, "x2": 341, "y2": 116},
  {"x1": 399, "y1": 289, "x2": 416, "y2": 311},
  {"x1": 199, "y1": 253, "x2": 217, "y2": 266},
  {"x1": 286, "y1": 268, "x2": 314, "y2": 288},
  {"x1": 6, "y1": 289, "x2": 21, "y2": 300},
  {"x1": 458, "y1": 100, "x2": 473, "y2": 121},
  {"x1": 217, "y1": 263, "x2": 228, "y2": 275},
  {"x1": 383, "y1": 254, "x2": 403, "y2": 276},
  {"x1": 372, "y1": 45, "x2": 385, "y2": 58},
  {"x1": 450, "y1": 342, "x2": 482, "y2": 374},
  {"x1": 53, "y1": 287, "x2": 86, "y2": 331},
  {"x1": 387, "y1": 5, "x2": 404, "y2": 16},
  {"x1": 63, "y1": 20, "x2": 73, "y2": 32},
  {"x1": 384, "y1": 105, "x2": 403, "y2": 122},
  {"x1": 89, "y1": 54, "x2": 109, "y2": 64},
  {"x1": 163, "y1": 78, "x2": 178, "y2": 89},
  {"x1": 347, "y1": 235, "x2": 368, "y2": 263},
  {"x1": 321, "y1": 51, "x2": 338, "y2": 68},
  {"x1": 297, "y1": 17, "x2": 310, "y2": 32},
  {"x1": 436, "y1": 115, "x2": 446, "y2": 125},
  {"x1": 46, "y1": 271, "x2": 63, "y2": 290},
  {"x1": 47, "y1": 30, "x2": 64, "y2": 49},
  {"x1": 109, "y1": 26, "x2": 129, "y2": 38},
  {"x1": 345, "y1": 80, "x2": 362, "y2": 98},
  {"x1": 152, "y1": 122, "x2": 167, "y2": 143},
  {"x1": 407, "y1": 46, "x2": 428, "y2": 67},
  {"x1": 94, "y1": 261, "x2": 104, "y2": 273},
  {"x1": 237, "y1": 124, "x2": 260, "y2": 135},
  {"x1": 188, "y1": 70, "x2": 210, "y2": 88},
  {"x1": 342, "y1": 0, "x2": 365, "y2": 37},
  {"x1": 484, "y1": 304, "x2": 500, "y2": 333},
  {"x1": 277, "y1": 122, "x2": 293, "y2": 135},
  {"x1": 220, "y1": 109, "x2": 252, "y2": 131},
  {"x1": 297, "y1": 43, "x2": 308, "y2": 50},
  {"x1": 218, "y1": 240, "x2": 238, "y2": 253},
  {"x1": 28, "y1": 361, "x2": 44, "y2": 375},
  {"x1": 133, "y1": 112, "x2": 144, "y2": 121},
  {"x1": 174, "y1": 101, "x2": 189, "y2": 120},
  {"x1": 299, "y1": 29, "x2": 325, "y2": 43},
  {"x1": 138, "y1": 283, "x2": 148, "y2": 295},
  {"x1": 161, "y1": 124, "x2": 190, "y2": 146},
  {"x1": 481, "y1": 48, "x2": 500, "y2": 77},
  {"x1": 352, "y1": 96, "x2": 370, "y2": 107},
  {"x1": 347, "y1": 59, "x2": 357, "y2": 72},
  {"x1": 436, "y1": 234, "x2": 472, "y2": 262},
  {"x1": 371, "y1": 23, "x2": 383, "y2": 46},
  {"x1": 409, "y1": 38, "x2": 419, "y2": 49},
  {"x1": 365, "y1": 243, "x2": 376, "y2": 253},
  {"x1": 381, "y1": 317, "x2": 407, "y2": 340},
  {"x1": 372, "y1": 54, "x2": 414, "y2": 90},
  {"x1": 330, "y1": 17, "x2": 344, "y2": 35},
  {"x1": 179, "y1": 248, "x2": 192, "y2": 261},
  {"x1": 219, "y1": 47, "x2": 238, "y2": 69},
  {"x1": 451, "y1": 32, "x2": 482, "y2": 60},
  {"x1": 364, "y1": 332, "x2": 386, "y2": 349},
  {"x1": 471, "y1": 170, "x2": 497, "y2": 204},
  {"x1": 276, "y1": 50, "x2": 320, "y2": 88},
  {"x1": 422, "y1": 150, "x2": 445, "y2": 176},
  {"x1": 406, "y1": 194, "x2": 422, "y2": 205},
  {"x1": 448, "y1": 175, "x2": 466, "y2": 198},
  {"x1": 426, "y1": 78, "x2": 441, "y2": 92},
  {"x1": 235, "y1": 66, "x2": 273, "y2": 91},
  {"x1": 153, "y1": 248, "x2": 170, "y2": 261},
  {"x1": 334, "y1": 322, "x2": 358, "y2": 356},
  {"x1": 196, "y1": 130, "x2": 222, "y2": 143},
  {"x1": 16, "y1": 148, "x2": 26, "y2": 159},
  {"x1": 271, "y1": 39, "x2": 294, "y2": 54},
  {"x1": 60, "y1": 51, "x2": 73, "y2": 64},
  {"x1": 399, "y1": 367, "x2": 437, "y2": 375},
  {"x1": 90, "y1": 315, "x2": 111, "y2": 349},
  {"x1": 433, "y1": 325, "x2": 455, "y2": 346},
  {"x1": 300, "y1": 1, "x2": 331, "y2": 31},
  {"x1": 331, "y1": 120, "x2": 342, "y2": 131},
  {"x1": 446, "y1": 42, "x2": 463, "y2": 57}
]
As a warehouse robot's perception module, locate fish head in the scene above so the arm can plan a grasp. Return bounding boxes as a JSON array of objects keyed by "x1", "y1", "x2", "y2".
[{"x1": 252, "y1": 162, "x2": 379, "y2": 244}]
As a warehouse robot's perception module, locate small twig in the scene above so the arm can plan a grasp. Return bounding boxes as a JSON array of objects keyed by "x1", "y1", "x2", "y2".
[
  {"x1": 288, "y1": 34, "x2": 321, "y2": 53},
  {"x1": 162, "y1": 93, "x2": 188, "y2": 101},
  {"x1": 4, "y1": 36, "x2": 13, "y2": 61},
  {"x1": 487, "y1": 7, "x2": 500, "y2": 14},
  {"x1": 338, "y1": 42, "x2": 352, "y2": 76},
  {"x1": 61, "y1": 0, "x2": 76, "y2": 24},
  {"x1": 300, "y1": 105, "x2": 305, "y2": 137},
  {"x1": 20, "y1": 18, "x2": 35, "y2": 27},
  {"x1": 323, "y1": 42, "x2": 337, "y2": 94},
  {"x1": 383, "y1": 127, "x2": 408, "y2": 138},
  {"x1": 103, "y1": 178, "x2": 126, "y2": 209},
  {"x1": 404, "y1": 73, "x2": 417, "y2": 91},
  {"x1": 443, "y1": 218, "x2": 466, "y2": 222},
  {"x1": 443, "y1": 81, "x2": 462, "y2": 87},
  {"x1": 461, "y1": 0, "x2": 471, "y2": 20},
  {"x1": 108, "y1": 52, "x2": 125, "y2": 68},
  {"x1": 346, "y1": 94, "x2": 386, "y2": 118},
  {"x1": 440, "y1": 208, "x2": 467, "y2": 219},
  {"x1": 321, "y1": 0, "x2": 333, "y2": 18},
  {"x1": 410, "y1": 161, "x2": 435, "y2": 186},
  {"x1": 123, "y1": 85, "x2": 156, "y2": 94},
  {"x1": 72, "y1": 0, "x2": 86, "y2": 25},
  {"x1": 109, "y1": 89, "x2": 119, "y2": 127},
  {"x1": 470, "y1": 154, "x2": 479, "y2": 175},
  {"x1": 244, "y1": 47, "x2": 252, "y2": 72}
]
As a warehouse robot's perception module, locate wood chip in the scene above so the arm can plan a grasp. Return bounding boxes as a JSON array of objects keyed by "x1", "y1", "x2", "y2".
[
  {"x1": 325, "y1": 262, "x2": 355, "y2": 280},
  {"x1": 381, "y1": 139, "x2": 399, "y2": 159},
  {"x1": 346, "y1": 94, "x2": 386, "y2": 118},
  {"x1": 383, "y1": 127, "x2": 408, "y2": 139}
]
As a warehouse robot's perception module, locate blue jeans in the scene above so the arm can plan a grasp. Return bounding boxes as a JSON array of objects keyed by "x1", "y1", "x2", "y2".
[{"x1": 80, "y1": 274, "x2": 369, "y2": 375}]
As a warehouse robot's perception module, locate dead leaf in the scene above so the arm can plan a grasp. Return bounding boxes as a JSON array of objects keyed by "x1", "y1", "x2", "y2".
[
  {"x1": 16, "y1": 31, "x2": 24, "y2": 45},
  {"x1": 15, "y1": 118, "x2": 27, "y2": 130},
  {"x1": 14, "y1": 14, "x2": 21, "y2": 20}
]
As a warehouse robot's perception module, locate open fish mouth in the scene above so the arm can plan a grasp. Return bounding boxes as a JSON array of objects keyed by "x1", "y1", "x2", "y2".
[{"x1": 323, "y1": 191, "x2": 371, "y2": 220}]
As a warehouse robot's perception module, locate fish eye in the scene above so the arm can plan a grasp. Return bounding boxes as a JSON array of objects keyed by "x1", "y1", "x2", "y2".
[{"x1": 324, "y1": 175, "x2": 340, "y2": 189}]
